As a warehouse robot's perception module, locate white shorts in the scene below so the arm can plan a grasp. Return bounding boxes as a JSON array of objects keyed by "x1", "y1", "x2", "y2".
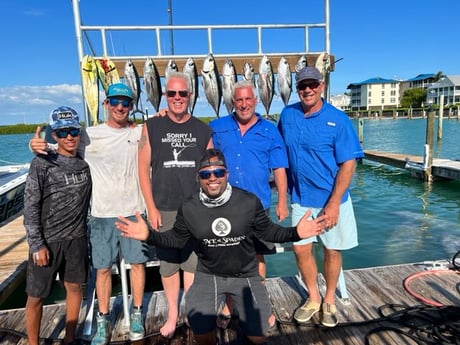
[{"x1": 291, "y1": 197, "x2": 358, "y2": 250}]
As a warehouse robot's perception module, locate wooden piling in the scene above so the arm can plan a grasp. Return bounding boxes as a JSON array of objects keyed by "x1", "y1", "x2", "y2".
[
  {"x1": 424, "y1": 111, "x2": 435, "y2": 182},
  {"x1": 358, "y1": 118, "x2": 364, "y2": 145},
  {"x1": 438, "y1": 94, "x2": 444, "y2": 140}
]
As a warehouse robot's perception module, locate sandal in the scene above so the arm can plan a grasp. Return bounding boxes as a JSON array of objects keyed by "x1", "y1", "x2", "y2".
[{"x1": 216, "y1": 314, "x2": 232, "y2": 329}]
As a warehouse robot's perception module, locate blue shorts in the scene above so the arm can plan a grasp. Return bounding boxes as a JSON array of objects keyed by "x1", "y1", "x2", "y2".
[
  {"x1": 291, "y1": 197, "x2": 358, "y2": 250},
  {"x1": 185, "y1": 271, "x2": 272, "y2": 336},
  {"x1": 89, "y1": 216, "x2": 149, "y2": 269}
]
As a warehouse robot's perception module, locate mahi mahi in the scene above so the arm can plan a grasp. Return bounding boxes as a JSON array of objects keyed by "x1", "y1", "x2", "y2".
[
  {"x1": 257, "y1": 55, "x2": 274, "y2": 116},
  {"x1": 222, "y1": 59, "x2": 237, "y2": 114},
  {"x1": 143, "y1": 57, "x2": 162, "y2": 113},
  {"x1": 201, "y1": 53, "x2": 222, "y2": 117},
  {"x1": 183, "y1": 57, "x2": 198, "y2": 115},
  {"x1": 124, "y1": 59, "x2": 141, "y2": 111},
  {"x1": 277, "y1": 57, "x2": 292, "y2": 106},
  {"x1": 81, "y1": 55, "x2": 99, "y2": 125},
  {"x1": 95, "y1": 56, "x2": 120, "y2": 94}
]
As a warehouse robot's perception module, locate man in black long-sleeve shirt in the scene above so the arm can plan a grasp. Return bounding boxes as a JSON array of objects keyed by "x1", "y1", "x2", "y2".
[{"x1": 116, "y1": 148, "x2": 325, "y2": 345}]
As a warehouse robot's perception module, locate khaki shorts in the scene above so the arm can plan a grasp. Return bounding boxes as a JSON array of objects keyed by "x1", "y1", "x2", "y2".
[{"x1": 156, "y1": 210, "x2": 197, "y2": 276}]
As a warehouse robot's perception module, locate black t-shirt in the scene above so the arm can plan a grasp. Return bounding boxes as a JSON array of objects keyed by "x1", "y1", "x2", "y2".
[
  {"x1": 146, "y1": 115, "x2": 212, "y2": 211},
  {"x1": 147, "y1": 187, "x2": 301, "y2": 277}
]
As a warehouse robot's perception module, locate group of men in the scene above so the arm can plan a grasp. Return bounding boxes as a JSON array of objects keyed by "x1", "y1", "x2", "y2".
[{"x1": 24, "y1": 66, "x2": 363, "y2": 345}]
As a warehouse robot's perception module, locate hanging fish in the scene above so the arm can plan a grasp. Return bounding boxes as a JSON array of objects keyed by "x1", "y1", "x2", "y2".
[
  {"x1": 201, "y1": 53, "x2": 222, "y2": 117},
  {"x1": 242, "y1": 62, "x2": 256, "y2": 87},
  {"x1": 295, "y1": 54, "x2": 308, "y2": 72},
  {"x1": 222, "y1": 59, "x2": 237, "y2": 114},
  {"x1": 183, "y1": 57, "x2": 198, "y2": 115},
  {"x1": 277, "y1": 57, "x2": 292, "y2": 106},
  {"x1": 81, "y1": 55, "x2": 99, "y2": 126},
  {"x1": 95, "y1": 56, "x2": 120, "y2": 94},
  {"x1": 315, "y1": 52, "x2": 331, "y2": 98},
  {"x1": 124, "y1": 59, "x2": 141, "y2": 111},
  {"x1": 144, "y1": 57, "x2": 162, "y2": 113},
  {"x1": 257, "y1": 55, "x2": 274, "y2": 116},
  {"x1": 165, "y1": 59, "x2": 178, "y2": 80}
]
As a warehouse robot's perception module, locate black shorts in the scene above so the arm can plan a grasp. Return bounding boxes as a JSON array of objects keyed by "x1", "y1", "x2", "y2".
[
  {"x1": 26, "y1": 236, "x2": 89, "y2": 298},
  {"x1": 254, "y1": 209, "x2": 276, "y2": 255}
]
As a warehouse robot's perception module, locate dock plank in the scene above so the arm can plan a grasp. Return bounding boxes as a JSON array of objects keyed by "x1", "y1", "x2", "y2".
[
  {"x1": 0, "y1": 262, "x2": 459, "y2": 344},
  {"x1": 364, "y1": 150, "x2": 460, "y2": 180}
]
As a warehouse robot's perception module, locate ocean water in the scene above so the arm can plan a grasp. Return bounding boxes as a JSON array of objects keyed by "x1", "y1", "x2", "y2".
[
  {"x1": 267, "y1": 117, "x2": 460, "y2": 276},
  {"x1": 1, "y1": 118, "x2": 459, "y2": 305}
]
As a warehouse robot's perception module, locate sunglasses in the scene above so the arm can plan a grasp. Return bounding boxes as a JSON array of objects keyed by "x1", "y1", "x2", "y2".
[
  {"x1": 297, "y1": 81, "x2": 321, "y2": 91},
  {"x1": 198, "y1": 168, "x2": 227, "y2": 180},
  {"x1": 166, "y1": 90, "x2": 189, "y2": 98},
  {"x1": 55, "y1": 128, "x2": 81, "y2": 139},
  {"x1": 108, "y1": 98, "x2": 131, "y2": 107}
]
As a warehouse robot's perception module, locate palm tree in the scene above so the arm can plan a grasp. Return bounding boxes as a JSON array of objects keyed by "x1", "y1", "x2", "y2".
[{"x1": 433, "y1": 71, "x2": 445, "y2": 82}]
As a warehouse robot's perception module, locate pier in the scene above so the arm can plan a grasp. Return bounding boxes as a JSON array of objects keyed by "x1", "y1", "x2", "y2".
[
  {"x1": 363, "y1": 150, "x2": 460, "y2": 181},
  {"x1": 1, "y1": 214, "x2": 459, "y2": 344}
]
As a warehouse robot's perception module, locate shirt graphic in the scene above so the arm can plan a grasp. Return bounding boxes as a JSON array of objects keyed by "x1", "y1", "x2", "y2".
[{"x1": 162, "y1": 132, "x2": 197, "y2": 168}]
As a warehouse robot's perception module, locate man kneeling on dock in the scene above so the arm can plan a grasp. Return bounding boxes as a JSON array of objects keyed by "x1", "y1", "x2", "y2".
[{"x1": 116, "y1": 148, "x2": 326, "y2": 345}]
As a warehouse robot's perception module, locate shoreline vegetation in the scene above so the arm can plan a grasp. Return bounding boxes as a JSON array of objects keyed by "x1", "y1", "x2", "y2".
[{"x1": 2, "y1": 109, "x2": 459, "y2": 135}]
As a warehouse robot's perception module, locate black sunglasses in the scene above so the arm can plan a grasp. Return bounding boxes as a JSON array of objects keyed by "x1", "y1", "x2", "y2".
[
  {"x1": 166, "y1": 90, "x2": 189, "y2": 98},
  {"x1": 297, "y1": 81, "x2": 321, "y2": 91},
  {"x1": 109, "y1": 98, "x2": 131, "y2": 107},
  {"x1": 198, "y1": 168, "x2": 227, "y2": 180},
  {"x1": 55, "y1": 128, "x2": 81, "y2": 139}
]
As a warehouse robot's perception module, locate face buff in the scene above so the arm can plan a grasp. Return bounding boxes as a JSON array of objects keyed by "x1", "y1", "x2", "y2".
[{"x1": 199, "y1": 183, "x2": 232, "y2": 208}]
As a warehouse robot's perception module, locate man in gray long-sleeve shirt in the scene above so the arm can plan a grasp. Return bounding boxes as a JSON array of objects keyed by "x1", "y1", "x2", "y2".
[{"x1": 24, "y1": 106, "x2": 92, "y2": 345}]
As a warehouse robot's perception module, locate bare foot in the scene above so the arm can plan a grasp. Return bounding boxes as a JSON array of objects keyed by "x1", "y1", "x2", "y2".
[
  {"x1": 160, "y1": 318, "x2": 177, "y2": 339},
  {"x1": 268, "y1": 314, "x2": 277, "y2": 328}
]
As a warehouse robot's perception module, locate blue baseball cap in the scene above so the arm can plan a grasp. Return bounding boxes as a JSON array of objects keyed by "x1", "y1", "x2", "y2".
[
  {"x1": 49, "y1": 106, "x2": 81, "y2": 130},
  {"x1": 107, "y1": 83, "x2": 133, "y2": 99}
]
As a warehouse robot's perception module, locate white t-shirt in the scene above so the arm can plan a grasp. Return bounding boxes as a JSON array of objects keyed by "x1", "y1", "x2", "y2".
[{"x1": 80, "y1": 123, "x2": 145, "y2": 217}]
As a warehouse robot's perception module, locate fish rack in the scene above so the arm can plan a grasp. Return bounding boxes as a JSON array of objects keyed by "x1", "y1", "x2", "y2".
[{"x1": 71, "y1": 0, "x2": 335, "y2": 123}]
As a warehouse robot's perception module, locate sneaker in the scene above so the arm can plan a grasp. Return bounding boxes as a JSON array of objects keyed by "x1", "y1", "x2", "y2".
[
  {"x1": 321, "y1": 303, "x2": 338, "y2": 327},
  {"x1": 293, "y1": 299, "x2": 321, "y2": 323},
  {"x1": 129, "y1": 308, "x2": 145, "y2": 340},
  {"x1": 91, "y1": 313, "x2": 111, "y2": 345}
]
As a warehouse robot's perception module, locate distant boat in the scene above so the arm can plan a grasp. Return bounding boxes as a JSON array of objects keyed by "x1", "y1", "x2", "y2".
[{"x1": 0, "y1": 164, "x2": 29, "y2": 223}]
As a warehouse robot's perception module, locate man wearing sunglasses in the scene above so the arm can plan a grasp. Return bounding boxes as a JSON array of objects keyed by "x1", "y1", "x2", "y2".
[
  {"x1": 278, "y1": 66, "x2": 364, "y2": 328},
  {"x1": 116, "y1": 148, "x2": 326, "y2": 345},
  {"x1": 29, "y1": 84, "x2": 149, "y2": 344},
  {"x1": 24, "y1": 106, "x2": 92, "y2": 345},
  {"x1": 209, "y1": 80, "x2": 288, "y2": 327},
  {"x1": 138, "y1": 71, "x2": 212, "y2": 339}
]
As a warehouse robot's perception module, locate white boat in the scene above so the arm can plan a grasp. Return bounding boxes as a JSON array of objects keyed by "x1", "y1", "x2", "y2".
[{"x1": 0, "y1": 164, "x2": 29, "y2": 223}]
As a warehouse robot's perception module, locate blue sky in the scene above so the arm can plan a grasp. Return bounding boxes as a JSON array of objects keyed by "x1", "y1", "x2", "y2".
[{"x1": 1, "y1": 0, "x2": 459, "y2": 125}]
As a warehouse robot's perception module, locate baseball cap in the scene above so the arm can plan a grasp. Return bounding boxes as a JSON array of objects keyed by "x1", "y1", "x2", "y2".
[
  {"x1": 295, "y1": 66, "x2": 323, "y2": 85},
  {"x1": 49, "y1": 106, "x2": 81, "y2": 130},
  {"x1": 198, "y1": 148, "x2": 227, "y2": 170},
  {"x1": 107, "y1": 83, "x2": 133, "y2": 99}
]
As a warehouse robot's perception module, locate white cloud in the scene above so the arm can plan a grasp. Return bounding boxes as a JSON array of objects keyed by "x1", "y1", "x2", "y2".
[{"x1": 0, "y1": 84, "x2": 84, "y2": 125}]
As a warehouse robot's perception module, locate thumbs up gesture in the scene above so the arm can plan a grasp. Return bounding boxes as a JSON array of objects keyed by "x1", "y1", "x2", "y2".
[{"x1": 29, "y1": 126, "x2": 49, "y2": 155}]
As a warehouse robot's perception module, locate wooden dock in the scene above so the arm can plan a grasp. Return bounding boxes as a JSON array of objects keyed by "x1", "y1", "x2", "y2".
[
  {"x1": 363, "y1": 150, "x2": 460, "y2": 181},
  {"x1": 0, "y1": 262, "x2": 459, "y2": 344},
  {"x1": 0, "y1": 213, "x2": 28, "y2": 306},
  {"x1": 1, "y1": 214, "x2": 459, "y2": 344}
]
